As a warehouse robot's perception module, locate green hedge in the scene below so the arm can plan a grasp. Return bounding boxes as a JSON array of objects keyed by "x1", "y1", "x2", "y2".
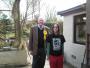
[{"x1": 45, "y1": 23, "x2": 63, "y2": 34}]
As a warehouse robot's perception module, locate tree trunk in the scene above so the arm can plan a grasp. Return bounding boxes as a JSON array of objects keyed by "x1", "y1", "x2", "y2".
[{"x1": 12, "y1": 0, "x2": 21, "y2": 47}]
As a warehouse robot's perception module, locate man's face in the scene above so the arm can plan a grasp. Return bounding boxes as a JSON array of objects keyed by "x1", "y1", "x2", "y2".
[{"x1": 38, "y1": 18, "x2": 44, "y2": 26}]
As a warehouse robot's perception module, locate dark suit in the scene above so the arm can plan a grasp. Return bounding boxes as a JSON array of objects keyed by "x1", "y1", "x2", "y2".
[{"x1": 29, "y1": 25, "x2": 49, "y2": 68}]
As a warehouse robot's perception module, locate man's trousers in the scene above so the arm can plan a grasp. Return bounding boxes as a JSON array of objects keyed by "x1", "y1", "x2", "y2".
[{"x1": 32, "y1": 48, "x2": 46, "y2": 68}]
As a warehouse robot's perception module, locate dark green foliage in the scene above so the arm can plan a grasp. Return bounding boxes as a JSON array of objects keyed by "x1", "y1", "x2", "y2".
[
  {"x1": 45, "y1": 23, "x2": 63, "y2": 34},
  {"x1": 0, "y1": 13, "x2": 15, "y2": 47}
]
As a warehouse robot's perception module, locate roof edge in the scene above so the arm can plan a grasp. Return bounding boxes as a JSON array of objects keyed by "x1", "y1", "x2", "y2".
[{"x1": 57, "y1": 3, "x2": 86, "y2": 16}]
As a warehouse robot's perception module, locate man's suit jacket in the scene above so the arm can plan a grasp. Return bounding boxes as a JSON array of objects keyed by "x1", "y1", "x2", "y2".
[{"x1": 29, "y1": 25, "x2": 49, "y2": 55}]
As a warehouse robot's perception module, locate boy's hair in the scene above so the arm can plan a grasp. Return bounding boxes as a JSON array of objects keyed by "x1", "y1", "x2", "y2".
[{"x1": 52, "y1": 23, "x2": 60, "y2": 34}]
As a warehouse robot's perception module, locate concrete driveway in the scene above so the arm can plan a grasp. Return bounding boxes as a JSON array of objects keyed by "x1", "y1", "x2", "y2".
[{"x1": 19, "y1": 60, "x2": 75, "y2": 68}]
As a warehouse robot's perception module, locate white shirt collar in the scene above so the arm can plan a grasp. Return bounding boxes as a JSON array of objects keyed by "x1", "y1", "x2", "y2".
[{"x1": 38, "y1": 24, "x2": 44, "y2": 30}]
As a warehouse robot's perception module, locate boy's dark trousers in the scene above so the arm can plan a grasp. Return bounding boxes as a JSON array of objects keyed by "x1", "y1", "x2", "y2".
[{"x1": 32, "y1": 48, "x2": 46, "y2": 68}]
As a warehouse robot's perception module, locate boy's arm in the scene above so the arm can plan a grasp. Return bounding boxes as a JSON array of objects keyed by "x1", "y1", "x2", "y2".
[{"x1": 46, "y1": 42, "x2": 50, "y2": 59}]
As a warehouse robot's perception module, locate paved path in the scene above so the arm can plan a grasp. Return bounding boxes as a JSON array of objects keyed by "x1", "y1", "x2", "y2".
[
  {"x1": 0, "y1": 55, "x2": 74, "y2": 68},
  {"x1": 19, "y1": 60, "x2": 75, "y2": 68},
  {"x1": 0, "y1": 60, "x2": 74, "y2": 68}
]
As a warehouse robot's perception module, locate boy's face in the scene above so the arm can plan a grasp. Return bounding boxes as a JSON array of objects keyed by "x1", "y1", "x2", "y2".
[{"x1": 53, "y1": 24, "x2": 59, "y2": 33}]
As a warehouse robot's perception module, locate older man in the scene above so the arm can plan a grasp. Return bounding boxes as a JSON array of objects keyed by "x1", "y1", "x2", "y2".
[{"x1": 29, "y1": 18, "x2": 49, "y2": 68}]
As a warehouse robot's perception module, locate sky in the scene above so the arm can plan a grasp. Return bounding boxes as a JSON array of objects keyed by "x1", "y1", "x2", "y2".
[
  {"x1": 40, "y1": 0, "x2": 86, "y2": 19},
  {"x1": 42, "y1": 0, "x2": 86, "y2": 11},
  {"x1": 0, "y1": 0, "x2": 86, "y2": 20}
]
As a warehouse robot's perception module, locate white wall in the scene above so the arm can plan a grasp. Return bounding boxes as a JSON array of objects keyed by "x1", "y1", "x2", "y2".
[
  {"x1": 87, "y1": 0, "x2": 90, "y2": 34},
  {"x1": 63, "y1": 11, "x2": 86, "y2": 68}
]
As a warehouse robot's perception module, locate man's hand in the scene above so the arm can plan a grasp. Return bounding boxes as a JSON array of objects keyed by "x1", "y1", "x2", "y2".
[
  {"x1": 46, "y1": 56, "x2": 49, "y2": 60},
  {"x1": 30, "y1": 51, "x2": 33, "y2": 55}
]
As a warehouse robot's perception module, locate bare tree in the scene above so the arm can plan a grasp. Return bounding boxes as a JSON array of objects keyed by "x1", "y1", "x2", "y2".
[
  {"x1": 45, "y1": 7, "x2": 57, "y2": 23},
  {"x1": 1, "y1": 0, "x2": 42, "y2": 47},
  {"x1": 20, "y1": 0, "x2": 42, "y2": 24},
  {"x1": 20, "y1": 0, "x2": 42, "y2": 35},
  {"x1": 1, "y1": 0, "x2": 14, "y2": 10},
  {"x1": 45, "y1": 7, "x2": 63, "y2": 34},
  {"x1": 12, "y1": 0, "x2": 21, "y2": 47}
]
